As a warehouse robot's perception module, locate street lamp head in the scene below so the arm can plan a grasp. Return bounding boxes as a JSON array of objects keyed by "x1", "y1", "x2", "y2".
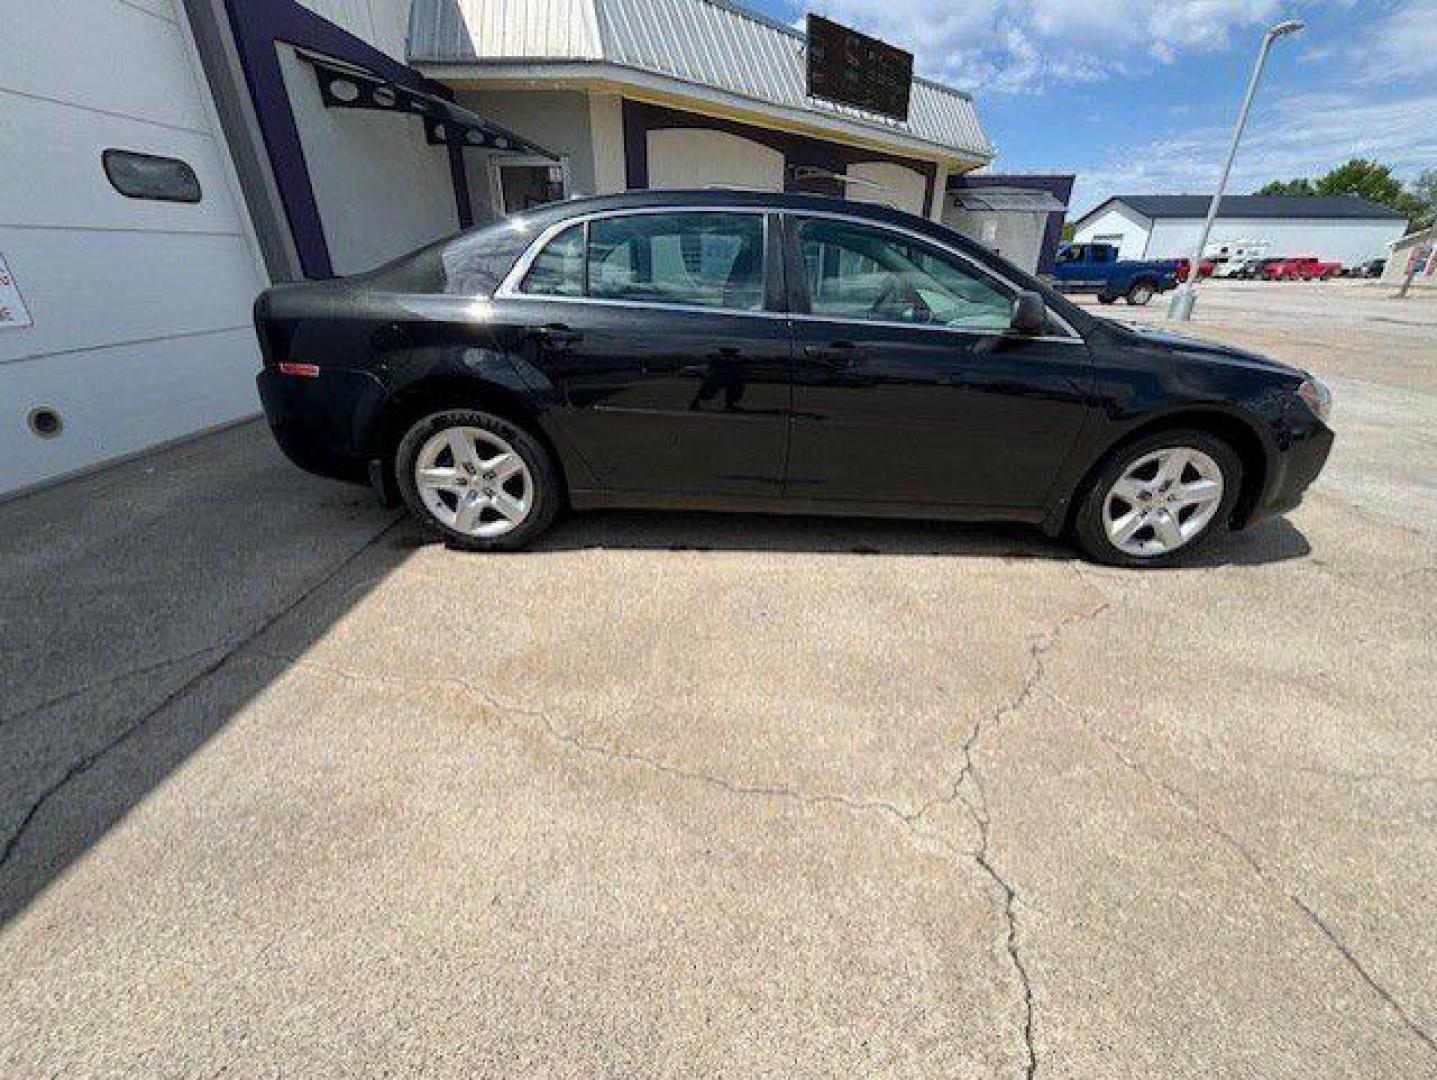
[{"x1": 1268, "y1": 19, "x2": 1306, "y2": 38}]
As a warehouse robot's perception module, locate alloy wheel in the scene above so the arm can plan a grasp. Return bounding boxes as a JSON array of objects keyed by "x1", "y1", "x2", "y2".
[
  {"x1": 1102, "y1": 447, "x2": 1224, "y2": 558},
  {"x1": 413, "y1": 426, "x2": 533, "y2": 538}
]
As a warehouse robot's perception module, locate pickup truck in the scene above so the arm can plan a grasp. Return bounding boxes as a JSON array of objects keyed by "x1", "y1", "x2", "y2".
[
  {"x1": 1263, "y1": 255, "x2": 1341, "y2": 281},
  {"x1": 1051, "y1": 243, "x2": 1181, "y2": 305}
]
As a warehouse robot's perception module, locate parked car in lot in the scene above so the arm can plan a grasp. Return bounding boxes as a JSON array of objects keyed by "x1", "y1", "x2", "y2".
[
  {"x1": 1264, "y1": 255, "x2": 1342, "y2": 280},
  {"x1": 1051, "y1": 242, "x2": 1180, "y2": 306},
  {"x1": 1175, "y1": 257, "x2": 1217, "y2": 282},
  {"x1": 1207, "y1": 240, "x2": 1271, "y2": 277},
  {"x1": 1346, "y1": 257, "x2": 1386, "y2": 278},
  {"x1": 1231, "y1": 257, "x2": 1283, "y2": 280},
  {"x1": 255, "y1": 191, "x2": 1334, "y2": 567}
]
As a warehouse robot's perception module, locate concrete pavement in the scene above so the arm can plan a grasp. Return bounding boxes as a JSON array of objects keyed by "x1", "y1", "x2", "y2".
[{"x1": 1, "y1": 281, "x2": 1433, "y2": 1076}]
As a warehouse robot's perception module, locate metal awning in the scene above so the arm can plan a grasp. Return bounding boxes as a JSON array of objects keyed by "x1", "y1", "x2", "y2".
[
  {"x1": 952, "y1": 188, "x2": 1067, "y2": 213},
  {"x1": 302, "y1": 51, "x2": 558, "y2": 158}
]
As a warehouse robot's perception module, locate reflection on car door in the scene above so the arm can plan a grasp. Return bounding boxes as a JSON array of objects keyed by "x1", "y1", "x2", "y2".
[
  {"x1": 783, "y1": 215, "x2": 1092, "y2": 512},
  {"x1": 497, "y1": 210, "x2": 792, "y2": 497}
]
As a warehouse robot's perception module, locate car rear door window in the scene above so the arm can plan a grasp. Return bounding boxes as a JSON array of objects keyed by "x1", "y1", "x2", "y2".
[
  {"x1": 797, "y1": 217, "x2": 1014, "y2": 332},
  {"x1": 587, "y1": 212, "x2": 765, "y2": 311},
  {"x1": 518, "y1": 223, "x2": 585, "y2": 296}
]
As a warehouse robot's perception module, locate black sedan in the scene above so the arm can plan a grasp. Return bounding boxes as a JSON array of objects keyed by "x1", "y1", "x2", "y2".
[{"x1": 254, "y1": 191, "x2": 1333, "y2": 566}]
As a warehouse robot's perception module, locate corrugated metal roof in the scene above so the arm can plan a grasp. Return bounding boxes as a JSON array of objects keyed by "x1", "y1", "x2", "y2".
[
  {"x1": 409, "y1": 0, "x2": 602, "y2": 61},
  {"x1": 1104, "y1": 194, "x2": 1407, "y2": 221},
  {"x1": 407, "y1": 0, "x2": 994, "y2": 160}
]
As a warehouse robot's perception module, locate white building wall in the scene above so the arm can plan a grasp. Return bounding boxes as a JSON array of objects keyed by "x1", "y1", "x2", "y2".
[
  {"x1": 646, "y1": 129, "x2": 785, "y2": 192},
  {"x1": 845, "y1": 162, "x2": 927, "y2": 216},
  {"x1": 0, "y1": 0, "x2": 268, "y2": 495},
  {"x1": 296, "y1": 0, "x2": 413, "y2": 62},
  {"x1": 1071, "y1": 205, "x2": 1152, "y2": 259},
  {"x1": 278, "y1": 44, "x2": 458, "y2": 274},
  {"x1": 1145, "y1": 217, "x2": 1407, "y2": 268}
]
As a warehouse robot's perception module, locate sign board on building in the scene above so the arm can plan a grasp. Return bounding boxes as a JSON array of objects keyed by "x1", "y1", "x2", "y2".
[
  {"x1": 805, "y1": 15, "x2": 913, "y2": 123},
  {"x1": 0, "y1": 254, "x2": 33, "y2": 329}
]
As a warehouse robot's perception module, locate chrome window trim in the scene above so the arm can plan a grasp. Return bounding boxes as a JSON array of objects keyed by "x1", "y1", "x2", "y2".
[
  {"x1": 494, "y1": 204, "x2": 1086, "y2": 344},
  {"x1": 787, "y1": 209, "x2": 1085, "y2": 342},
  {"x1": 496, "y1": 206, "x2": 775, "y2": 316}
]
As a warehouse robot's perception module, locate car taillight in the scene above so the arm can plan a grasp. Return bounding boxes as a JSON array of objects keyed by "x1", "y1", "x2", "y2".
[{"x1": 278, "y1": 362, "x2": 321, "y2": 378}]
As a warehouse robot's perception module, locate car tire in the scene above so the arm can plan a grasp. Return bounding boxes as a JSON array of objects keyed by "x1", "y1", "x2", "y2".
[
  {"x1": 1072, "y1": 429, "x2": 1243, "y2": 568},
  {"x1": 1125, "y1": 280, "x2": 1156, "y2": 305},
  {"x1": 395, "y1": 409, "x2": 562, "y2": 551}
]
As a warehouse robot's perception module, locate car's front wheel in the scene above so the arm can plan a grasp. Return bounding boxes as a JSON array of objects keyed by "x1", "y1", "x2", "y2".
[
  {"x1": 395, "y1": 409, "x2": 561, "y2": 550},
  {"x1": 1072, "y1": 430, "x2": 1243, "y2": 567}
]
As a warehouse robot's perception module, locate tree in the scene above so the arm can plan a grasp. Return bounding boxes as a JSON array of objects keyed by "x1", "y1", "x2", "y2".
[
  {"x1": 1256, "y1": 178, "x2": 1315, "y2": 197},
  {"x1": 1313, "y1": 158, "x2": 1406, "y2": 203},
  {"x1": 1254, "y1": 159, "x2": 1425, "y2": 228},
  {"x1": 1409, "y1": 169, "x2": 1437, "y2": 230}
]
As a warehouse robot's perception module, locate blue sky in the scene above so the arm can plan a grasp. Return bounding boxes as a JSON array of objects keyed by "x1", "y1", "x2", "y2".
[{"x1": 742, "y1": 0, "x2": 1437, "y2": 215}]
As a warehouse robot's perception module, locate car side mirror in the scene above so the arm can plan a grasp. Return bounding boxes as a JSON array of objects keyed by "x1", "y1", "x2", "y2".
[{"x1": 1010, "y1": 291, "x2": 1048, "y2": 336}]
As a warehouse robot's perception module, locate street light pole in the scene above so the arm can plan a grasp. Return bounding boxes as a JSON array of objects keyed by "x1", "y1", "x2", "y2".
[{"x1": 1169, "y1": 19, "x2": 1305, "y2": 321}]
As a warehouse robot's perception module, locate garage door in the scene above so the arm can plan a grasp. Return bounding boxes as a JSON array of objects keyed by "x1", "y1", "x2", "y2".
[
  {"x1": 0, "y1": 0, "x2": 268, "y2": 495},
  {"x1": 647, "y1": 129, "x2": 785, "y2": 192}
]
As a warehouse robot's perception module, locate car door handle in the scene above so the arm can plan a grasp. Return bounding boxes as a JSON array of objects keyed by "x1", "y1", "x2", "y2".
[
  {"x1": 804, "y1": 342, "x2": 867, "y2": 366},
  {"x1": 527, "y1": 323, "x2": 582, "y2": 348}
]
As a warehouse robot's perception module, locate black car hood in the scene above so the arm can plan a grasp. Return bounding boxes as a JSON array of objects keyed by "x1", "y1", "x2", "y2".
[{"x1": 1114, "y1": 320, "x2": 1305, "y2": 380}]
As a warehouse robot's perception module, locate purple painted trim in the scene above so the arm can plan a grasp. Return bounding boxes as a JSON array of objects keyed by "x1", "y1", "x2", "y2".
[
  {"x1": 948, "y1": 173, "x2": 1076, "y2": 275},
  {"x1": 622, "y1": 100, "x2": 937, "y2": 213},
  {"x1": 223, "y1": 0, "x2": 468, "y2": 277}
]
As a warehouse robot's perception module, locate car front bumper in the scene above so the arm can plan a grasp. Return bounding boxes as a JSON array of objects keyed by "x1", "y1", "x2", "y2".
[{"x1": 1242, "y1": 422, "x2": 1335, "y2": 527}]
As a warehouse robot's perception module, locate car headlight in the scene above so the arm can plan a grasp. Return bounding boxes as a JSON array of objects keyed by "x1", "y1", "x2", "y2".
[{"x1": 1297, "y1": 376, "x2": 1332, "y2": 423}]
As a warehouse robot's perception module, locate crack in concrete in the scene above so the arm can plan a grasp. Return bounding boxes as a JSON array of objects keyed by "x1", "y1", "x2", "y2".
[
  {"x1": 0, "y1": 642, "x2": 232, "y2": 729},
  {"x1": 1042, "y1": 682, "x2": 1437, "y2": 1057},
  {"x1": 0, "y1": 517, "x2": 403, "y2": 872},
  {"x1": 940, "y1": 596, "x2": 1111, "y2": 1080},
  {"x1": 257, "y1": 584, "x2": 1113, "y2": 1080}
]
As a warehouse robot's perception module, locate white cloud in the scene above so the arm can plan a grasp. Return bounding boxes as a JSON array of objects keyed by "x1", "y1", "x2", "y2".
[
  {"x1": 1068, "y1": 89, "x2": 1437, "y2": 214},
  {"x1": 1351, "y1": 0, "x2": 1437, "y2": 80}
]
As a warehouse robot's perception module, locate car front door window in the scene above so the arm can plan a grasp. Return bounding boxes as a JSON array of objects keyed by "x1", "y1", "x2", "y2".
[{"x1": 797, "y1": 218, "x2": 1014, "y2": 333}]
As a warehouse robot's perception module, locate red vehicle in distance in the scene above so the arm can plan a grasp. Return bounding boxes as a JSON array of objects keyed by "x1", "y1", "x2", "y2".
[
  {"x1": 1264, "y1": 255, "x2": 1341, "y2": 280},
  {"x1": 1175, "y1": 258, "x2": 1216, "y2": 282}
]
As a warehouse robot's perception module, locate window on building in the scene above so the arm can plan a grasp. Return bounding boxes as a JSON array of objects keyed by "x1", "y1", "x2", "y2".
[
  {"x1": 102, "y1": 149, "x2": 202, "y2": 203},
  {"x1": 519, "y1": 223, "x2": 585, "y2": 297},
  {"x1": 587, "y1": 213, "x2": 766, "y2": 310},
  {"x1": 797, "y1": 218, "x2": 1013, "y2": 332}
]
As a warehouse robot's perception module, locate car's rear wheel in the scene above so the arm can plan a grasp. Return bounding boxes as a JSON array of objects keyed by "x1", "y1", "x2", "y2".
[
  {"x1": 1072, "y1": 430, "x2": 1243, "y2": 567},
  {"x1": 395, "y1": 409, "x2": 561, "y2": 551},
  {"x1": 1126, "y1": 280, "x2": 1156, "y2": 305}
]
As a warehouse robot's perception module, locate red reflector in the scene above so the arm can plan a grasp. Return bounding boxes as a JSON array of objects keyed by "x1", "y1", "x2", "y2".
[{"x1": 278, "y1": 362, "x2": 321, "y2": 378}]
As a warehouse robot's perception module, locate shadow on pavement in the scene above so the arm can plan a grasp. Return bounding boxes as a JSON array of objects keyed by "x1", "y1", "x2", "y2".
[
  {"x1": 533, "y1": 507, "x2": 1313, "y2": 568},
  {"x1": 0, "y1": 421, "x2": 1311, "y2": 923},
  {"x1": 0, "y1": 422, "x2": 410, "y2": 924}
]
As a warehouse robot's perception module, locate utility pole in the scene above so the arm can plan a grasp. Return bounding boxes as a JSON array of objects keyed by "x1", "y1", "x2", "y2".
[{"x1": 1169, "y1": 19, "x2": 1305, "y2": 321}]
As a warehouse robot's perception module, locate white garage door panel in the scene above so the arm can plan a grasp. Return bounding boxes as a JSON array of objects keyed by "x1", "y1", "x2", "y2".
[
  {"x1": 0, "y1": 328, "x2": 259, "y2": 493},
  {"x1": 2, "y1": 94, "x2": 246, "y2": 235},
  {"x1": 0, "y1": 230, "x2": 258, "y2": 363},
  {"x1": 0, "y1": 0, "x2": 209, "y2": 132},
  {"x1": 647, "y1": 129, "x2": 785, "y2": 191}
]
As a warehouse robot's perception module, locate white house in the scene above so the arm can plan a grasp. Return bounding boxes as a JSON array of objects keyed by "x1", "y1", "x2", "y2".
[
  {"x1": 1071, "y1": 195, "x2": 1409, "y2": 268},
  {"x1": 1, "y1": 0, "x2": 995, "y2": 497}
]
